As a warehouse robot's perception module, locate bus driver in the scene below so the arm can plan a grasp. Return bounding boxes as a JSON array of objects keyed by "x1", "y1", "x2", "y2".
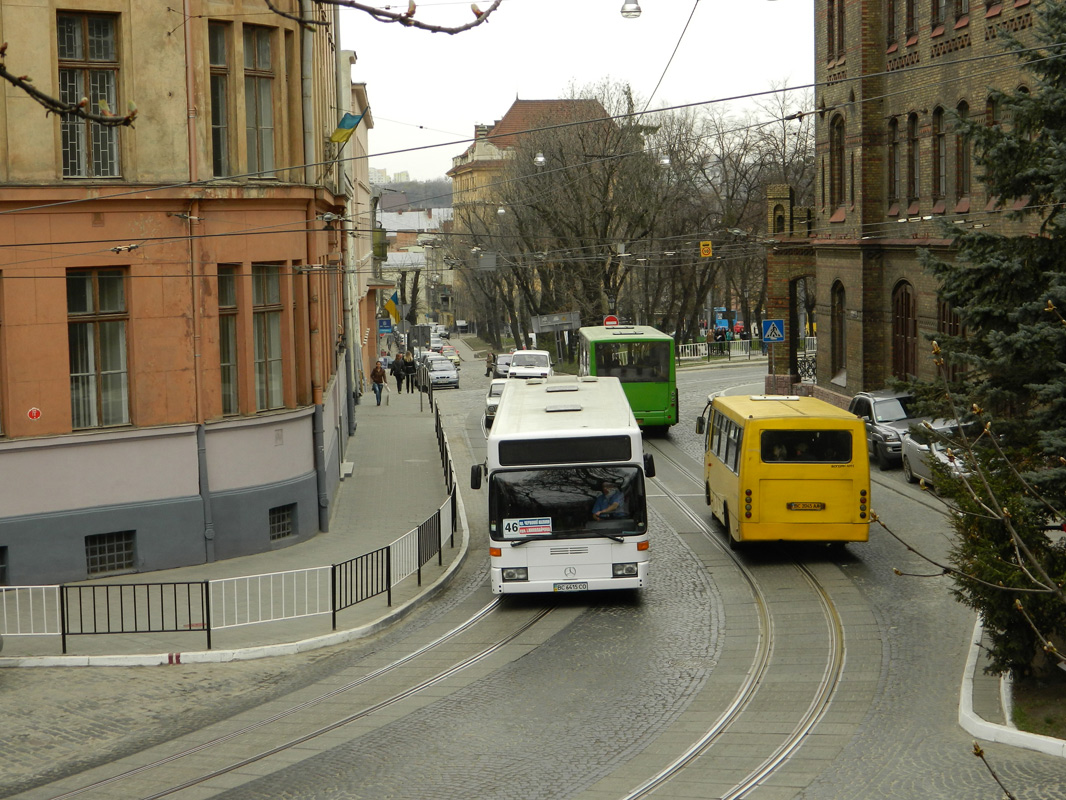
[{"x1": 591, "y1": 482, "x2": 627, "y2": 520}]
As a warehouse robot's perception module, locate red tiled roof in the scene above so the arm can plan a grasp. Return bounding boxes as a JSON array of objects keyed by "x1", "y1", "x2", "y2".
[{"x1": 487, "y1": 99, "x2": 608, "y2": 148}]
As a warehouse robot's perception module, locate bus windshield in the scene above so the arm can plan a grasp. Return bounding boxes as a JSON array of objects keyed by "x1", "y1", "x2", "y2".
[
  {"x1": 594, "y1": 342, "x2": 670, "y2": 383},
  {"x1": 489, "y1": 466, "x2": 646, "y2": 540}
]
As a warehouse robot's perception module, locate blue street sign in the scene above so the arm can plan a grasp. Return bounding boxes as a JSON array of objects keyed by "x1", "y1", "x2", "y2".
[
  {"x1": 378, "y1": 318, "x2": 393, "y2": 334},
  {"x1": 762, "y1": 319, "x2": 785, "y2": 342}
]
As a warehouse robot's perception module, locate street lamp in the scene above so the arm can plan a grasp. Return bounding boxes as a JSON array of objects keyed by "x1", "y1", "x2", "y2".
[{"x1": 620, "y1": 1, "x2": 641, "y2": 18}]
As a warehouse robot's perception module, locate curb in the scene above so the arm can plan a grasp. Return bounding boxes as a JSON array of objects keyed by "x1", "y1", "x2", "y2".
[
  {"x1": 958, "y1": 616, "x2": 1066, "y2": 758},
  {"x1": 0, "y1": 493, "x2": 471, "y2": 669}
]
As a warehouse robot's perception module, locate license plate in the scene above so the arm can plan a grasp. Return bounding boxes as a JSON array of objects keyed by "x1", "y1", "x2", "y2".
[
  {"x1": 553, "y1": 582, "x2": 588, "y2": 592},
  {"x1": 788, "y1": 502, "x2": 826, "y2": 511}
]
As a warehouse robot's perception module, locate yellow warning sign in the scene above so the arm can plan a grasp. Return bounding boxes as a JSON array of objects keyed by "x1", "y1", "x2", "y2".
[{"x1": 700, "y1": 241, "x2": 713, "y2": 258}]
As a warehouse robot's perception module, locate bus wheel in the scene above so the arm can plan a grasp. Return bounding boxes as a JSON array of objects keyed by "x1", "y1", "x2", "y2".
[{"x1": 723, "y1": 506, "x2": 739, "y2": 550}]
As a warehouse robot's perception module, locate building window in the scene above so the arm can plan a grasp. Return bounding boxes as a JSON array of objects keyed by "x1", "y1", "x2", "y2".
[
  {"x1": 828, "y1": 0, "x2": 836, "y2": 59},
  {"x1": 986, "y1": 95, "x2": 1001, "y2": 127},
  {"x1": 269, "y1": 504, "x2": 295, "y2": 540},
  {"x1": 956, "y1": 101, "x2": 971, "y2": 199},
  {"x1": 835, "y1": 0, "x2": 845, "y2": 55},
  {"x1": 829, "y1": 115, "x2": 845, "y2": 209},
  {"x1": 0, "y1": 272, "x2": 4, "y2": 437},
  {"x1": 937, "y1": 299, "x2": 964, "y2": 382},
  {"x1": 0, "y1": 546, "x2": 7, "y2": 585},
  {"x1": 218, "y1": 266, "x2": 239, "y2": 415},
  {"x1": 85, "y1": 530, "x2": 135, "y2": 576},
  {"x1": 244, "y1": 26, "x2": 275, "y2": 176},
  {"x1": 888, "y1": 119, "x2": 901, "y2": 204},
  {"x1": 209, "y1": 22, "x2": 231, "y2": 177},
  {"x1": 932, "y1": 0, "x2": 947, "y2": 26},
  {"x1": 892, "y1": 281, "x2": 918, "y2": 379},
  {"x1": 252, "y1": 264, "x2": 283, "y2": 410},
  {"x1": 831, "y1": 281, "x2": 846, "y2": 377},
  {"x1": 907, "y1": 113, "x2": 920, "y2": 203},
  {"x1": 887, "y1": 0, "x2": 897, "y2": 43},
  {"x1": 57, "y1": 13, "x2": 120, "y2": 178},
  {"x1": 905, "y1": 0, "x2": 916, "y2": 36},
  {"x1": 68, "y1": 269, "x2": 129, "y2": 429},
  {"x1": 932, "y1": 107, "x2": 946, "y2": 200},
  {"x1": 955, "y1": 0, "x2": 969, "y2": 17}
]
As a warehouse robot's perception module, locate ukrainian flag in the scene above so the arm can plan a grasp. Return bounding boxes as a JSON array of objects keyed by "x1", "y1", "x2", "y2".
[
  {"x1": 329, "y1": 112, "x2": 365, "y2": 144},
  {"x1": 384, "y1": 291, "x2": 400, "y2": 323}
]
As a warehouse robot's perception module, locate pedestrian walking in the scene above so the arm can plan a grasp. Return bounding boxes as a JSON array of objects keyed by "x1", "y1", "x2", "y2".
[
  {"x1": 485, "y1": 352, "x2": 495, "y2": 377},
  {"x1": 370, "y1": 360, "x2": 387, "y2": 406},
  {"x1": 403, "y1": 350, "x2": 417, "y2": 393},
  {"x1": 390, "y1": 354, "x2": 405, "y2": 393}
]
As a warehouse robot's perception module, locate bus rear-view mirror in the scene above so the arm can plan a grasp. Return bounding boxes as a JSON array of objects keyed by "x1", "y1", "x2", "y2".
[
  {"x1": 644, "y1": 453, "x2": 656, "y2": 478},
  {"x1": 695, "y1": 417, "x2": 706, "y2": 435},
  {"x1": 470, "y1": 464, "x2": 483, "y2": 490}
]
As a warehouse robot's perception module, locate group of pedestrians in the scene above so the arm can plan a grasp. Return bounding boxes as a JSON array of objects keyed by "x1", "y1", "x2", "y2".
[{"x1": 369, "y1": 349, "x2": 417, "y2": 406}]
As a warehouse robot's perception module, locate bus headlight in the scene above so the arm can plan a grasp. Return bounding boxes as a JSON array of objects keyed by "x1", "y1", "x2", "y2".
[
  {"x1": 502, "y1": 567, "x2": 528, "y2": 582},
  {"x1": 613, "y1": 562, "x2": 639, "y2": 577}
]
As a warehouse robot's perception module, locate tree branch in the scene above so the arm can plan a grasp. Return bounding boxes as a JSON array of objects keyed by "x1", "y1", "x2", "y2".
[
  {"x1": 311, "y1": 0, "x2": 503, "y2": 34},
  {"x1": 0, "y1": 56, "x2": 136, "y2": 128}
]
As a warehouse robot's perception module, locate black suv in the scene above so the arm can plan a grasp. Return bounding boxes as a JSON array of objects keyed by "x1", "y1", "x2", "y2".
[{"x1": 848, "y1": 390, "x2": 919, "y2": 470}]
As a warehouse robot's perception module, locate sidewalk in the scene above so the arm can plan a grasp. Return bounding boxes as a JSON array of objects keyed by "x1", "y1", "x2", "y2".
[{"x1": 0, "y1": 384, "x2": 468, "y2": 666}]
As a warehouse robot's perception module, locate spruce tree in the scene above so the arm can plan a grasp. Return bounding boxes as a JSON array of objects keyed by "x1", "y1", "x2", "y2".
[{"x1": 919, "y1": 0, "x2": 1066, "y2": 676}]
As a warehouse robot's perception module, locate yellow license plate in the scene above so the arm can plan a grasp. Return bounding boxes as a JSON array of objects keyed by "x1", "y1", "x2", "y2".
[{"x1": 788, "y1": 502, "x2": 825, "y2": 511}]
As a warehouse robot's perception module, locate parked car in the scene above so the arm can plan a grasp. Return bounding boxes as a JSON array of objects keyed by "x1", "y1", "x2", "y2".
[
  {"x1": 902, "y1": 420, "x2": 970, "y2": 488},
  {"x1": 506, "y1": 349, "x2": 553, "y2": 380},
  {"x1": 484, "y1": 378, "x2": 508, "y2": 428},
  {"x1": 429, "y1": 336, "x2": 444, "y2": 352},
  {"x1": 440, "y1": 345, "x2": 461, "y2": 367},
  {"x1": 426, "y1": 358, "x2": 459, "y2": 389},
  {"x1": 414, "y1": 353, "x2": 448, "y2": 389},
  {"x1": 847, "y1": 389, "x2": 919, "y2": 470},
  {"x1": 493, "y1": 353, "x2": 513, "y2": 379}
]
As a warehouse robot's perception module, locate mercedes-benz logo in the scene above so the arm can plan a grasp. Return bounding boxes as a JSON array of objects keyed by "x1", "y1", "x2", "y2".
[{"x1": 564, "y1": 567, "x2": 577, "y2": 578}]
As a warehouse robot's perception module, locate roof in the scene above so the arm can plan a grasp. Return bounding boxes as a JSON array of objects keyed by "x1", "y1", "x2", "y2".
[
  {"x1": 710, "y1": 395, "x2": 862, "y2": 423},
  {"x1": 578, "y1": 325, "x2": 673, "y2": 342},
  {"x1": 491, "y1": 375, "x2": 637, "y2": 438},
  {"x1": 487, "y1": 99, "x2": 608, "y2": 149}
]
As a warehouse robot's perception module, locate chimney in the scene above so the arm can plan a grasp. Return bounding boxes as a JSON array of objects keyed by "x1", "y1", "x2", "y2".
[{"x1": 475, "y1": 124, "x2": 490, "y2": 139}]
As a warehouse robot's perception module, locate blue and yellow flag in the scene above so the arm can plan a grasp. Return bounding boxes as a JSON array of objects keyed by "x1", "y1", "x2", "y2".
[
  {"x1": 384, "y1": 291, "x2": 400, "y2": 323},
  {"x1": 329, "y1": 112, "x2": 365, "y2": 144}
]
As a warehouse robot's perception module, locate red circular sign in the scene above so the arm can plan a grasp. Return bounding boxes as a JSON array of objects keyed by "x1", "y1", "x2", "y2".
[
  {"x1": 27, "y1": 407, "x2": 42, "y2": 420},
  {"x1": 603, "y1": 315, "x2": 619, "y2": 327}
]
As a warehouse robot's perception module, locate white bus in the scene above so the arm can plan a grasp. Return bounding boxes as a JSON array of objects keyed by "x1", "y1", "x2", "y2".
[{"x1": 470, "y1": 375, "x2": 654, "y2": 594}]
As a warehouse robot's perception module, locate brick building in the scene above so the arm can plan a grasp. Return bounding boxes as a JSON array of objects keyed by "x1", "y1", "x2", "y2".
[
  {"x1": 766, "y1": 0, "x2": 1040, "y2": 402},
  {"x1": 0, "y1": 1, "x2": 365, "y2": 584}
]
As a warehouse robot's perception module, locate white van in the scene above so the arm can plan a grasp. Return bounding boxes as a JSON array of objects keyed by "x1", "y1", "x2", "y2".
[{"x1": 507, "y1": 349, "x2": 553, "y2": 379}]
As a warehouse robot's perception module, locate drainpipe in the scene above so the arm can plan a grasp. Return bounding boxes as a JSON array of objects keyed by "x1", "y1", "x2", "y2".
[
  {"x1": 301, "y1": 0, "x2": 315, "y2": 186},
  {"x1": 313, "y1": 404, "x2": 330, "y2": 531}
]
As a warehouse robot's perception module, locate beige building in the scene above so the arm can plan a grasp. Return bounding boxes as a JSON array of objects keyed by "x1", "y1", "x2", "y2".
[{"x1": 0, "y1": 0, "x2": 366, "y2": 584}]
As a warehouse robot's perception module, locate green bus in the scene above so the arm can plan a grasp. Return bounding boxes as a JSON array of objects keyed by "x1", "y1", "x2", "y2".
[{"x1": 577, "y1": 325, "x2": 678, "y2": 430}]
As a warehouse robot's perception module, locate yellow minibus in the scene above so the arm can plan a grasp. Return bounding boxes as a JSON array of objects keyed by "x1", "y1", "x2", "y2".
[{"x1": 695, "y1": 395, "x2": 871, "y2": 547}]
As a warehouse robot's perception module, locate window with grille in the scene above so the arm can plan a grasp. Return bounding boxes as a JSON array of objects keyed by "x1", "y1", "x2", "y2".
[
  {"x1": 269, "y1": 504, "x2": 295, "y2": 540},
  {"x1": 956, "y1": 102, "x2": 971, "y2": 199},
  {"x1": 85, "y1": 530, "x2": 135, "y2": 575},
  {"x1": 888, "y1": 119, "x2": 901, "y2": 204},
  {"x1": 218, "y1": 265, "x2": 240, "y2": 415},
  {"x1": 68, "y1": 269, "x2": 129, "y2": 428},
  {"x1": 907, "y1": 113, "x2": 920, "y2": 202},
  {"x1": 244, "y1": 26, "x2": 275, "y2": 176},
  {"x1": 252, "y1": 264, "x2": 283, "y2": 410},
  {"x1": 57, "y1": 13, "x2": 120, "y2": 178},
  {"x1": 829, "y1": 115, "x2": 846, "y2": 209},
  {"x1": 932, "y1": 108, "x2": 946, "y2": 200},
  {"x1": 209, "y1": 22, "x2": 231, "y2": 177}
]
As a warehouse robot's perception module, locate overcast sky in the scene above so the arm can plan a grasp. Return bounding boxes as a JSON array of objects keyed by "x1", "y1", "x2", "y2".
[{"x1": 340, "y1": 0, "x2": 814, "y2": 182}]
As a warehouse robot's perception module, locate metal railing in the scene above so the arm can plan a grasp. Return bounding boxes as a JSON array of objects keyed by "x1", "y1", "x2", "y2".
[{"x1": 1, "y1": 407, "x2": 460, "y2": 655}]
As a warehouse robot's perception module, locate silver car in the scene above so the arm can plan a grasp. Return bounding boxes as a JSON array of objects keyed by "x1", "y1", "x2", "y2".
[
  {"x1": 484, "y1": 378, "x2": 508, "y2": 428},
  {"x1": 427, "y1": 358, "x2": 459, "y2": 389},
  {"x1": 902, "y1": 420, "x2": 969, "y2": 488}
]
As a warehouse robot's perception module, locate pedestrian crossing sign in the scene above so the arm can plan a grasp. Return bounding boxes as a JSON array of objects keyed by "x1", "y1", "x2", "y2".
[{"x1": 762, "y1": 319, "x2": 785, "y2": 342}]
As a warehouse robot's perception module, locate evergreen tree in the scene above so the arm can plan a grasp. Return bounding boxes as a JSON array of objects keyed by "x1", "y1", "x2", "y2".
[{"x1": 919, "y1": 0, "x2": 1066, "y2": 676}]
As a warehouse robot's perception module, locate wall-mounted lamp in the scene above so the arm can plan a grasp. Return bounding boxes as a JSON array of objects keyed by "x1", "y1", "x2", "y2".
[{"x1": 620, "y1": 1, "x2": 641, "y2": 18}]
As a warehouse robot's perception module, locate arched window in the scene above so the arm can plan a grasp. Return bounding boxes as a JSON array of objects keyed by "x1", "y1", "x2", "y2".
[
  {"x1": 937, "y1": 299, "x2": 964, "y2": 382},
  {"x1": 955, "y1": 101, "x2": 971, "y2": 199},
  {"x1": 773, "y1": 204, "x2": 786, "y2": 234},
  {"x1": 932, "y1": 107, "x2": 946, "y2": 200},
  {"x1": 986, "y1": 95, "x2": 1000, "y2": 127},
  {"x1": 831, "y1": 281, "x2": 846, "y2": 377},
  {"x1": 892, "y1": 282, "x2": 918, "y2": 379},
  {"x1": 830, "y1": 114, "x2": 846, "y2": 209},
  {"x1": 907, "y1": 113, "x2": 920, "y2": 203},
  {"x1": 888, "y1": 118, "x2": 901, "y2": 204}
]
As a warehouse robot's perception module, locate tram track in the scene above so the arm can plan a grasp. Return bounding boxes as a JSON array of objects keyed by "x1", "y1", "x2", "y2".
[
  {"x1": 38, "y1": 598, "x2": 554, "y2": 800},
  {"x1": 621, "y1": 438, "x2": 848, "y2": 799}
]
